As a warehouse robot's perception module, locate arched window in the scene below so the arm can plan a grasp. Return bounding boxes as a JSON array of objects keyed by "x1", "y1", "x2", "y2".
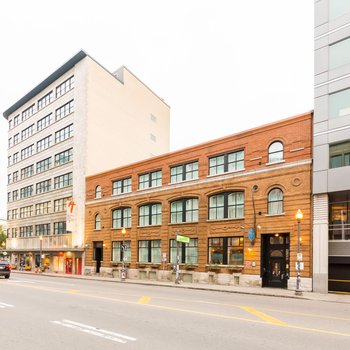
[
  {"x1": 268, "y1": 141, "x2": 284, "y2": 163},
  {"x1": 268, "y1": 188, "x2": 283, "y2": 214},
  {"x1": 112, "y1": 207, "x2": 131, "y2": 228},
  {"x1": 139, "y1": 203, "x2": 162, "y2": 226},
  {"x1": 209, "y1": 192, "x2": 244, "y2": 220},
  {"x1": 170, "y1": 198, "x2": 198, "y2": 223},
  {"x1": 95, "y1": 213, "x2": 101, "y2": 230},
  {"x1": 95, "y1": 185, "x2": 102, "y2": 198}
]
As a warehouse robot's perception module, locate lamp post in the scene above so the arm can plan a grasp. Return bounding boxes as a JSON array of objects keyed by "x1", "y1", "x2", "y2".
[
  {"x1": 121, "y1": 228, "x2": 126, "y2": 281},
  {"x1": 295, "y1": 209, "x2": 303, "y2": 296},
  {"x1": 39, "y1": 236, "x2": 43, "y2": 272}
]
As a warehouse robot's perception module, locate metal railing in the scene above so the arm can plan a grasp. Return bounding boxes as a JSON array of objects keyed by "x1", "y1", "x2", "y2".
[
  {"x1": 329, "y1": 224, "x2": 350, "y2": 240},
  {"x1": 6, "y1": 234, "x2": 73, "y2": 250}
]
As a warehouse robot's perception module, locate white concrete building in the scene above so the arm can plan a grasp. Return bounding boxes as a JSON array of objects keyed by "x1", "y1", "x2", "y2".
[
  {"x1": 3, "y1": 50, "x2": 170, "y2": 273},
  {"x1": 314, "y1": 1, "x2": 350, "y2": 293}
]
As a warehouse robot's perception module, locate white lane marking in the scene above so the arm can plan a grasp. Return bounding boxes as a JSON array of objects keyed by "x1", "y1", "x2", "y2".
[
  {"x1": 0, "y1": 302, "x2": 14, "y2": 308},
  {"x1": 51, "y1": 320, "x2": 136, "y2": 344},
  {"x1": 8, "y1": 280, "x2": 35, "y2": 283}
]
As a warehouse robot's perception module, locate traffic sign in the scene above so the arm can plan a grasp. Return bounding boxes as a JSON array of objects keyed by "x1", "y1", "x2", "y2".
[{"x1": 176, "y1": 235, "x2": 190, "y2": 243}]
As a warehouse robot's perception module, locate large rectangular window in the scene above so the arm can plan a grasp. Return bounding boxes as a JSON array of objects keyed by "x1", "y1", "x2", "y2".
[
  {"x1": 35, "y1": 224, "x2": 50, "y2": 236},
  {"x1": 112, "y1": 241, "x2": 131, "y2": 263},
  {"x1": 138, "y1": 240, "x2": 161, "y2": 263},
  {"x1": 37, "y1": 91, "x2": 53, "y2": 110},
  {"x1": 170, "y1": 238, "x2": 198, "y2": 264},
  {"x1": 56, "y1": 76, "x2": 74, "y2": 97},
  {"x1": 330, "y1": 141, "x2": 350, "y2": 169},
  {"x1": 35, "y1": 201, "x2": 51, "y2": 215},
  {"x1": 22, "y1": 104, "x2": 35, "y2": 121},
  {"x1": 37, "y1": 135, "x2": 52, "y2": 152},
  {"x1": 37, "y1": 114, "x2": 51, "y2": 131},
  {"x1": 170, "y1": 198, "x2": 198, "y2": 223},
  {"x1": 20, "y1": 185, "x2": 33, "y2": 199},
  {"x1": 54, "y1": 197, "x2": 72, "y2": 212},
  {"x1": 36, "y1": 157, "x2": 51, "y2": 173},
  {"x1": 112, "y1": 208, "x2": 131, "y2": 228},
  {"x1": 21, "y1": 164, "x2": 34, "y2": 179},
  {"x1": 138, "y1": 170, "x2": 162, "y2": 189},
  {"x1": 19, "y1": 205, "x2": 33, "y2": 218},
  {"x1": 55, "y1": 124, "x2": 73, "y2": 143},
  {"x1": 54, "y1": 173, "x2": 72, "y2": 189},
  {"x1": 55, "y1": 100, "x2": 74, "y2": 121},
  {"x1": 112, "y1": 177, "x2": 132, "y2": 195},
  {"x1": 208, "y1": 237, "x2": 244, "y2": 265},
  {"x1": 21, "y1": 145, "x2": 34, "y2": 160},
  {"x1": 330, "y1": 37, "x2": 350, "y2": 70},
  {"x1": 209, "y1": 192, "x2": 244, "y2": 220},
  {"x1": 330, "y1": 89, "x2": 350, "y2": 119},
  {"x1": 55, "y1": 149, "x2": 73, "y2": 166},
  {"x1": 209, "y1": 150, "x2": 244, "y2": 175},
  {"x1": 36, "y1": 179, "x2": 51, "y2": 194},
  {"x1": 139, "y1": 203, "x2": 162, "y2": 226},
  {"x1": 19, "y1": 226, "x2": 33, "y2": 237},
  {"x1": 329, "y1": 201, "x2": 350, "y2": 240},
  {"x1": 170, "y1": 161, "x2": 198, "y2": 183},
  {"x1": 54, "y1": 222, "x2": 66, "y2": 234}
]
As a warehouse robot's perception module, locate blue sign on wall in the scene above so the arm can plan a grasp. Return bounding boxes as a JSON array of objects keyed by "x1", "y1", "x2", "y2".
[{"x1": 248, "y1": 228, "x2": 256, "y2": 242}]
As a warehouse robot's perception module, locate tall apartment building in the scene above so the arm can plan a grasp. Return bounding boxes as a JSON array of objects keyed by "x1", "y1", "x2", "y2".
[
  {"x1": 314, "y1": 1, "x2": 350, "y2": 293},
  {"x1": 3, "y1": 50, "x2": 170, "y2": 273},
  {"x1": 85, "y1": 112, "x2": 312, "y2": 290}
]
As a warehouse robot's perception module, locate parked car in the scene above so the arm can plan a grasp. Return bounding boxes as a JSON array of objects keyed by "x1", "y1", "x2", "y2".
[{"x1": 0, "y1": 261, "x2": 11, "y2": 279}]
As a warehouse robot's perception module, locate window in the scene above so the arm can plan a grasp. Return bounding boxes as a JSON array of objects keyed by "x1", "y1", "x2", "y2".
[
  {"x1": 170, "y1": 238, "x2": 198, "y2": 264},
  {"x1": 20, "y1": 185, "x2": 33, "y2": 199},
  {"x1": 13, "y1": 133, "x2": 19, "y2": 145},
  {"x1": 12, "y1": 190, "x2": 18, "y2": 201},
  {"x1": 14, "y1": 115, "x2": 19, "y2": 126},
  {"x1": 7, "y1": 192, "x2": 11, "y2": 203},
  {"x1": 112, "y1": 208, "x2": 131, "y2": 228},
  {"x1": 20, "y1": 206, "x2": 33, "y2": 218},
  {"x1": 55, "y1": 124, "x2": 73, "y2": 143},
  {"x1": 37, "y1": 91, "x2": 53, "y2": 110},
  {"x1": 36, "y1": 157, "x2": 51, "y2": 173},
  {"x1": 138, "y1": 170, "x2": 162, "y2": 189},
  {"x1": 8, "y1": 137, "x2": 12, "y2": 148},
  {"x1": 268, "y1": 141, "x2": 284, "y2": 163},
  {"x1": 36, "y1": 179, "x2": 51, "y2": 194},
  {"x1": 330, "y1": 0, "x2": 350, "y2": 20},
  {"x1": 268, "y1": 188, "x2": 284, "y2": 214},
  {"x1": 35, "y1": 224, "x2": 50, "y2": 236},
  {"x1": 37, "y1": 114, "x2": 51, "y2": 131},
  {"x1": 21, "y1": 144, "x2": 34, "y2": 160},
  {"x1": 8, "y1": 156, "x2": 11, "y2": 166},
  {"x1": 208, "y1": 237, "x2": 244, "y2": 265},
  {"x1": 55, "y1": 100, "x2": 74, "y2": 121},
  {"x1": 21, "y1": 124, "x2": 34, "y2": 141},
  {"x1": 11, "y1": 228, "x2": 17, "y2": 238},
  {"x1": 112, "y1": 241, "x2": 131, "y2": 263},
  {"x1": 8, "y1": 174, "x2": 11, "y2": 184},
  {"x1": 95, "y1": 214, "x2": 101, "y2": 230},
  {"x1": 21, "y1": 164, "x2": 34, "y2": 179},
  {"x1": 54, "y1": 222, "x2": 66, "y2": 234},
  {"x1": 37, "y1": 135, "x2": 52, "y2": 152},
  {"x1": 330, "y1": 37, "x2": 350, "y2": 70},
  {"x1": 170, "y1": 198, "x2": 198, "y2": 223},
  {"x1": 209, "y1": 150, "x2": 244, "y2": 176},
  {"x1": 19, "y1": 226, "x2": 33, "y2": 237},
  {"x1": 54, "y1": 197, "x2": 72, "y2": 212},
  {"x1": 170, "y1": 161, "x2": 198, "y2": 183},
  {"x1": 22, "y1": 104, "x2": 35, "y2": 121},
  {"x1": 9, "y1": 119, "x2": 13, "y2": 130},
  {"x1": 13, "y1": 152, "x2": 18, "y2": 164},
  {"x1": 112, "y1": 177, "x2": 132, "y2": 195},
  {"x1": 330, "y1": 141, "x2": 350, "y2": 168},
  {"x1": 12, "y1": 209, "x2": 18, "y2": 219},
  {"x1": 35, "y1": 202, "x2": 51, "y2": 215},
  {"x1": 138, "y1": 240, "x2": 161, "y2": 263},
  {"x1": 54, "y1": 172, "x2": 73, "y2": 189},
  {"x1": 329, "y1": 201, "x2": 350, "y2": 240},
  {"x1": 209, "y1": 192, "x2": 244, "y2": 220},
  {"x1": 13, "y1": 171, "x2": 18, "y2": 182},
  {"x1": 55, "y1": 149, "x2": 73, "y2": 166},
  {"x1": 95, "y1": 185, "x2": 102, "y2": 199},
  {"x1": 7, "y1": 210, "x2": 11, "y2": 220},
  {"x1": 139, "y1": 203, "x2": 162, "y2": 226},
  {"x1": 56, "y1": 76, "x2": 74, "y2": 98},
  {"x1": 330, "y1": 88, "x2": 350, "y2": 119}
]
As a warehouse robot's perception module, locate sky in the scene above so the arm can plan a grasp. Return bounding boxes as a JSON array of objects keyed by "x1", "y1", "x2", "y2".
[{"x1": 0, "y1": 0, "x2": 314, "y2": 219}]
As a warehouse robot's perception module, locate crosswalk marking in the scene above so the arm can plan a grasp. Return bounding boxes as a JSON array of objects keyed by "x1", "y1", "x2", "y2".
[
  {"x1": 241, "y1": 306, "x2": 288, "y2": 326},
  {"x1": 0, "y1": 302, "x2": 14, "y2": 308},
  {"x1": 51, "y1": 320, "x2": 136, "y2": 344}
]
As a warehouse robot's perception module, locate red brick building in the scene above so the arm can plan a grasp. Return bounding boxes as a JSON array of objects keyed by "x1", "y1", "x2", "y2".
[{"x1": 85, "y1": 112, "x2": 312, "y2": 289}]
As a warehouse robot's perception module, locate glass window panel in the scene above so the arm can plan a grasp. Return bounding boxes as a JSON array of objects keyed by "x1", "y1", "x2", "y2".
[
  {"x1": 330, "y1": 37, "x2": 350, "y2": 69},
  {"x1": 330, "y1": 89, "x2": 350, "y2": 118},
  {"x1": 330, "y1": 0, "x2": 350, "y2": 20}
]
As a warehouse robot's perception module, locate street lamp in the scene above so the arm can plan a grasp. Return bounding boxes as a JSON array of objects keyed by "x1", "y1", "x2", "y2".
[
  {"x1": 39, "y1": 236, "x2": 43, "y2": 272},
  {"x1": 121, "y1": 228, "x2": 127, "y2": 281},
  {"x1": 295, "y1": 209, "x2": 303, "y2": 296}
]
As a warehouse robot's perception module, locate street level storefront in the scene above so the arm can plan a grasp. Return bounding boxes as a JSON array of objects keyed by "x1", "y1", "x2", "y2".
[{"x1": 85, "y1": 112, "x2": 313, "y2": 290}]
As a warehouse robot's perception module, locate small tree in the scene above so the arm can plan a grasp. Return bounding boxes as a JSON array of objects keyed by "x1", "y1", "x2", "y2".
[{"x1": 0, "y1": 225, "x2": 6, "y2": 248}]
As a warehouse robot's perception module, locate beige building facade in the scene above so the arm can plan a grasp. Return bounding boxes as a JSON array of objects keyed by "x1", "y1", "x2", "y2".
[{"x1": 4, "y1": 50, "x2": 170, "y2": 273}]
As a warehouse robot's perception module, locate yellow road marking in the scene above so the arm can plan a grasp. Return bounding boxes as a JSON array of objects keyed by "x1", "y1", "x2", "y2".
[
  {"x1": 240, "y1": 307, "x2": 288, "y2": 326},
  {"x1": 138, "y1": 296, "x2": 151, "y2": 304},
  {"x1": 66, "y1": 289, "x2": 80, "y2": 294}
]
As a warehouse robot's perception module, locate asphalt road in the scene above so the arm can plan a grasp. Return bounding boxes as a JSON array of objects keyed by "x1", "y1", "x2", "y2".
[{"x1": 1, "y1": 274, "x2": 350, "y2": 350}]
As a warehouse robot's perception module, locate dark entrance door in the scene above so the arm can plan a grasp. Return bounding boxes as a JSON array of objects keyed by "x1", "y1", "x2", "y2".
[
  {"x1": 93, "y1": 241, "x2": 103, "y2": 274},
  {"x1": 329, "y1": 256, "x2": 350, "y2": 293},
  {"x1": 261, "y1": 233, "x2": 289, "y2": 288}
]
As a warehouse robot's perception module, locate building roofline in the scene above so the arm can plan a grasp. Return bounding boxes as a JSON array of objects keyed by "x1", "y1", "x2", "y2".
[{"x1": 3, "y1": 50, "x2": 88, "y2": 119}]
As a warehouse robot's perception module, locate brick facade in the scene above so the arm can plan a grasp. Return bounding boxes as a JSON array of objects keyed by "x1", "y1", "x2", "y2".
[{"x1": 85, "y1": 112, "x2": 312, "y2": 289}]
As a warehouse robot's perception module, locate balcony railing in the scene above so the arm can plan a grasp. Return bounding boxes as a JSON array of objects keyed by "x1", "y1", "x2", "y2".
[
  {"x1": 329, "y1": 224, "x2": 350, "y2": 240},
  {"x1": 6, "y1": 235, "x2": 74, "y2": 251}
]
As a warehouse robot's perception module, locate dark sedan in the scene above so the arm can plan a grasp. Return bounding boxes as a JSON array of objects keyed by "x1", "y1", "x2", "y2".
[{"x1": 0, "y1": 261, "x2": 11, "y2": 279}]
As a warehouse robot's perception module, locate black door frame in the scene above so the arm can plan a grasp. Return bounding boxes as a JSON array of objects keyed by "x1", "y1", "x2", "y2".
[
  {"x1": 93, "y1": 241, "x2": 103, "y2": 274},
  {"x1": 261, "y1": 233, "x2": 289, "y2": 288}
]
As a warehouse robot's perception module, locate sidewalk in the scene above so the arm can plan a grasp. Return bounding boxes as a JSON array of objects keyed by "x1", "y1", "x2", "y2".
[{"x1": 12, "y1": 270, "x2": 350, "y2": 304}]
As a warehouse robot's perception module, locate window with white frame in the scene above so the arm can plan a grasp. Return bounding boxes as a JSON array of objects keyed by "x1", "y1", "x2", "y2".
[
  {"x1": 35, "y1": 201, "x2": 51, "y2": 215},
  {"x1": 138, "y1": 170, "x2": 162, "y2": 189},
  {"x1": 95, "y1": 185, "x2": 102, "y2": 198},
  {"x1": 55, "y1": 148, "x2": 73, "y2": 166},
  {"x1": 268, "y1": 188, "x2": 284, "y2": 215},
  {"x1": 209, "y1": 192, "x2": 244, "y2": 220},
  {"x1": 21, "y1": 164, "x2": 34, "y2": 179},
  {"x1": 21, "y1": 144, "x2": 34, "y2": 160},
  {"x1": 12, "y1": 209, "x2": 18, "y2": 219},
  {"x1": 13, "y1": 171, "x2": 18, "y2": 182},
  {"x1": 12, "y1": 190, "x2": 18, "y2": 201},
  {"x1": 170, "y1": 198, "x2": 198, "y2": 223},
  {"x1": 19, "y1": 205, "x2": 33, "y2": 218},
  {"x1": 14, "y1": 115, "x2": 19, "y2": 126},
  {"x1": 13, "y1": 152, "x2": 18, "y2": 164},
  {"x1": 36, "y1": 179, "x2": 51, "y2": 194},
  {"x1": 268, "y1": 141, "x2": 284, "y2": 163},
  {"x1": 54, "y1": 173, "x2": 72, "y2": 189},
  {"x1": 20, "y1": 185, "x2": 33, "y2": 199},
  {"x1": 112, "y1": 207, "x2": 131, "y2": 228},
  {"x1": 54, "y1": 197, "x2": 72, "y2": 212},
  {"x1": 139, "y1": 203, "x2": 162, "y2": 226},
  {"x1": 22, "y1": 104, "x2": 35, "y2": 121},
  {"x1": 37, "y1": 114, "x2": 51, "y2": 131},
  {"x1": 21, "y1": 124, "x2": 34, "y2": 141},
  {"x1": 36, "y1": 157, "x2": 51, "y2": 173},
  {"x1": 13, "y1": 133, "x2": 19, "y2": 145},
  {"x1": 95, "y1": 214, "x2": 102, "y2": 230},
  {"x1": 37, "y1": 135, "x2": 52, "y2": 152}
]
